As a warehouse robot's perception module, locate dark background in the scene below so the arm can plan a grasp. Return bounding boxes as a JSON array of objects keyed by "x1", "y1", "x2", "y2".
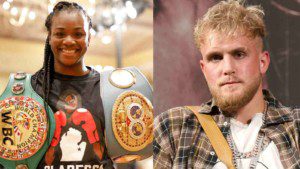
[{"x1": 154, "y1": 0, "x2": 300, "y2": 115}]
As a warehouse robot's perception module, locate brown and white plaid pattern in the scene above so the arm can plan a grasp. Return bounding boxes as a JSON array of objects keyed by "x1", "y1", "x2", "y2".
[{"x1": 154, "y1": 90, "x2": 300, "y2": 169}]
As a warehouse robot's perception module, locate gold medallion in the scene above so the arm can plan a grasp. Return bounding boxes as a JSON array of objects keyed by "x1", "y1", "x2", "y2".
[
  {"x1": 112, "y1": 91, "x2": 153, "y2": 151},
  {"x1": 0, "y1": 96, "x2": 48, "y2": 160}
]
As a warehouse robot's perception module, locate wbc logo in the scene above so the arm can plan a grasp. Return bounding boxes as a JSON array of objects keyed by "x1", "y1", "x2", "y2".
[{"x1": 0, "y1": 96, "x2": 48, "y2": 160}]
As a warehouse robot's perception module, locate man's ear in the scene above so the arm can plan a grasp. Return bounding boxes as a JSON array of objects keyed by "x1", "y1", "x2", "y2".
[
  {"x1": 260, "y1": 51, "x2": 270, "y2": 75},
  {"x1": 200, "y1": 59, "x2": 205, "y2": 72}
]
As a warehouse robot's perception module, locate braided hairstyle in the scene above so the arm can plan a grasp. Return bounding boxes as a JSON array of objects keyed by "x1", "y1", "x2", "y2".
[{"x1": 35, "y1": 1, "x2": 92, "y2": 110}]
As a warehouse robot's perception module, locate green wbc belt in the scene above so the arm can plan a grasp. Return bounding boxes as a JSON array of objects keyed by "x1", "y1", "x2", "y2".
[
  {"x1": 0, "y1": 72, "x2": 55, "y2": 169},
  {"x1": 100, "y1": 67, "x2": 153, "y2": 163}
]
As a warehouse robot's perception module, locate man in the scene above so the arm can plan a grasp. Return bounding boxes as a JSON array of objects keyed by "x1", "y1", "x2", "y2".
[{"x1": 153, "y1": 0, "x2": 300, "y2": 169}]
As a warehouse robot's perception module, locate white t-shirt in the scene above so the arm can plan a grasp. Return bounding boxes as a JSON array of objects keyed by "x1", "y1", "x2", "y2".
[{"x1": 213, "y1": 113, "x2": 284, "y2": 169}]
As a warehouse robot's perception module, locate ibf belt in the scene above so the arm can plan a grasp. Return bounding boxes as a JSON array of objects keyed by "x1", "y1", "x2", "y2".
[
  {"x1": 0, "y1": 72, "x2": 55, "y2": 169},
  {"x1": 100, "y1": 67, "x2": 153, "y2": 163}
]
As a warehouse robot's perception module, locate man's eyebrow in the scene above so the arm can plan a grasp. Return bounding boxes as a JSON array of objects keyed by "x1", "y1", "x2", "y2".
[{"x1": 229, "y1": 47, "x2": 247, "y2": 55}]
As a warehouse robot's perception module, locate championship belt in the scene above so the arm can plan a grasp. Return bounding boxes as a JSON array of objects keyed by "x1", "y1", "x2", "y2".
[
  {"x1": 0, "y1": 72, "x2": 55, "y2": 169},
  {"x1": 100, "y1": 67, "x2": 153, "y2": 163}
]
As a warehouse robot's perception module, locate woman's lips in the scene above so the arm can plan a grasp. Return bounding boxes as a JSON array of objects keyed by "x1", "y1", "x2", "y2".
[
  {"x1": 60, "y1": 49, "x2": 77, "y2": 54},
  {"x1": 59, "y1": 48, "x2": 80, "y2": 57}
]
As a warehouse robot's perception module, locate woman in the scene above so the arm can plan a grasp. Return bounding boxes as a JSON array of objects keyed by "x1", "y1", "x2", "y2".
[{"x1": 31, "y1": 1, "x2": 113, "y2": 168}]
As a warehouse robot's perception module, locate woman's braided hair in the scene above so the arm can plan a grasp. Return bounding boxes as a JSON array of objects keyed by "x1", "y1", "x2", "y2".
[{"x1": 35, "y1": 1, "x2": 92, "y2": 110}]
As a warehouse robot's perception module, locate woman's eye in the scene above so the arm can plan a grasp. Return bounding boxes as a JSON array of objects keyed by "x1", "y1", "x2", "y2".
[
  {"x1": 55, "y1": 32, "x2": 64, "y2": 37},
  {"x1": 75, "y1": 32, "x2": 84, "y2": 37}
]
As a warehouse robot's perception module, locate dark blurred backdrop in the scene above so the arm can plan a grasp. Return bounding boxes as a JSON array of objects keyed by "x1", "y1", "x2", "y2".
[{"x1": 154, "y1": 0, "x2": 300, "y2": 115}]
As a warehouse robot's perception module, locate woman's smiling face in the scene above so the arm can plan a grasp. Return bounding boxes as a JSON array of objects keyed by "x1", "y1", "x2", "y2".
[{"x1": 49, "y1": 10, "x2": 90, "y2": 68}]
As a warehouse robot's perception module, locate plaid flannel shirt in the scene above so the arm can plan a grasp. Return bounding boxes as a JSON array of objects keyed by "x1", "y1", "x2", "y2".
[{"x1": 154, "y1": 90, "x2": 300, "y2": 169}]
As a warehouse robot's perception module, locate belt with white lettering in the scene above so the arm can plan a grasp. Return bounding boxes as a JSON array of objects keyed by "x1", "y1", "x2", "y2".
[{"x1": 0, "y1": 72, "x2": 55, "y2": 169}]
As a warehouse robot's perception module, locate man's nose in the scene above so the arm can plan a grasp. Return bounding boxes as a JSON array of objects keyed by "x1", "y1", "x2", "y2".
[{"x1": 222, "y1": 56, "x2": 235, "y2": 75}]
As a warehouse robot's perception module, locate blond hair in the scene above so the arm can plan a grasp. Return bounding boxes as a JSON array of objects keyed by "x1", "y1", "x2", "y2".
[{"x1": 194, "y1": 0, "x2": 266, "y2": 49}]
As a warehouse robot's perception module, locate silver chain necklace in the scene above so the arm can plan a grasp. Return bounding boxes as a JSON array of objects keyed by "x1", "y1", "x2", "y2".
[
  {"x1": 226, "y1": 102, "x2": 269, "y2": 169},
  {"x1": 227, "y1": 129, "x2": 269, "y2": 168}
]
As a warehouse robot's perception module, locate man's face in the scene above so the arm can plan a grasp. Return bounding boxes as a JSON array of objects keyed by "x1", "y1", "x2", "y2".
[{"x1": 199, "y1": 31, "x2": 269, "y2": 114}]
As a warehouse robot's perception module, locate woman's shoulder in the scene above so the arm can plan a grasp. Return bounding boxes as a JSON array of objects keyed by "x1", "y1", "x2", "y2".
[{"x1": 88, "y1": 66, "x2": 100, "y2": 76}]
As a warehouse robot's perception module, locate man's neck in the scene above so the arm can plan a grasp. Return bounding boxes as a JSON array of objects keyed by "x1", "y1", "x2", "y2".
[{"x1": 235, "y1": 87, "x2": 265, "y2": 124}]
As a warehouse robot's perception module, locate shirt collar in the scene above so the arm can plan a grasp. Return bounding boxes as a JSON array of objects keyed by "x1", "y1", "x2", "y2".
[{"x1": 263, "y1": 90, "x2": 293, "y2": 125}]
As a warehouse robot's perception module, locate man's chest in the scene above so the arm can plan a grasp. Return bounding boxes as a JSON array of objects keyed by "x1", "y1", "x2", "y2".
[{"x1": 173, "y1": 123, "x2": 300, "y2": 169}]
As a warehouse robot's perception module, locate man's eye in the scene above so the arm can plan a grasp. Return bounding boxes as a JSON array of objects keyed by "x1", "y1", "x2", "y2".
[
  {"x1": 209, "y1": 55, "x2": 223, "y2": 62},
  {"x1": 235, "y1": 51, "x2": 246, "y2": 58}
]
